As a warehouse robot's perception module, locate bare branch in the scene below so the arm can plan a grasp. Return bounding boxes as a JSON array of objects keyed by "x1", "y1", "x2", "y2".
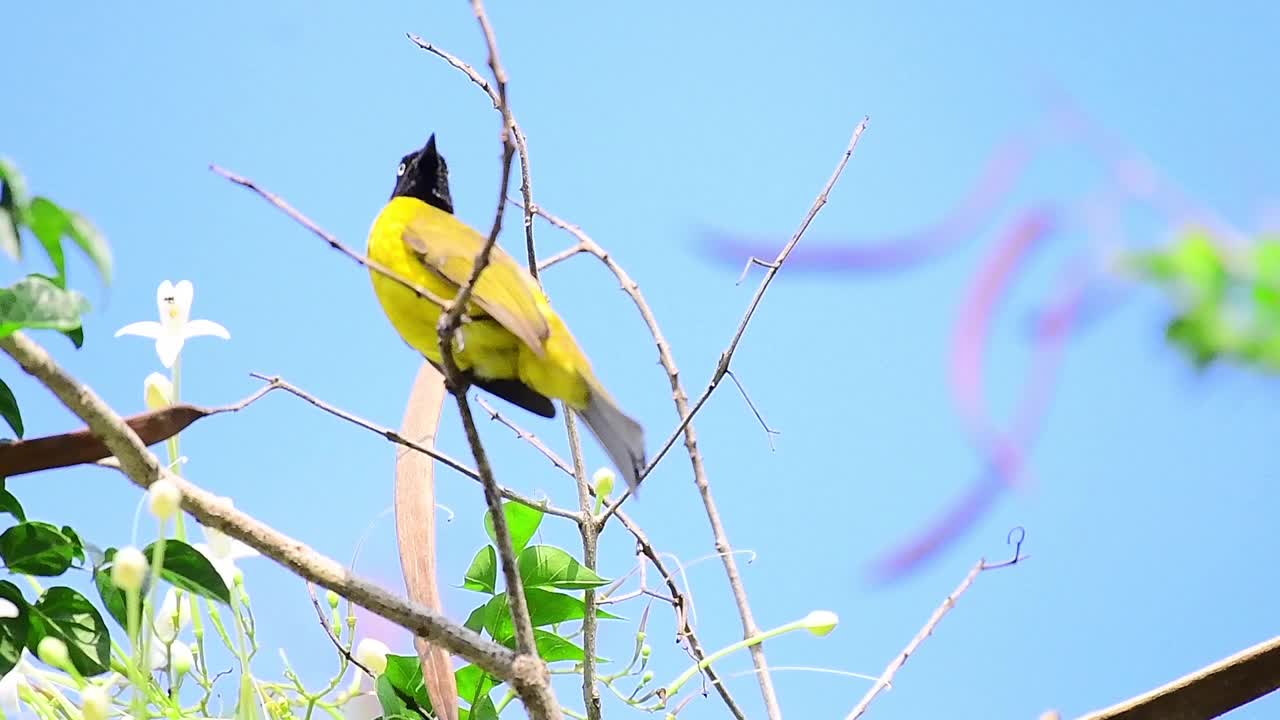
[
  {"x1": 210, "y1": 164, "x2": 455, "y2": 311},
  {"x1": 468, "y1": 398, "x2": 745, "y2": 718},
  {"x1": 476, "y1": 396, "x2": 575, "y2": 477},
  {"x1": 252, "y1": 373, "x2": 579, "y2": 521},
  {"x1": 845, "y1": 530, "x2": 1026, "y2": 720},
  {"x1": 0, "y1": 331, "x2": 565, "y2": 711}
]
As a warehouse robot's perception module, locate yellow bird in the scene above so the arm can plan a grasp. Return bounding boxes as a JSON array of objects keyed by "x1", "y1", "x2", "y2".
[{"x1": 366, "y1": 135, "x2": 646, "y2": 491}]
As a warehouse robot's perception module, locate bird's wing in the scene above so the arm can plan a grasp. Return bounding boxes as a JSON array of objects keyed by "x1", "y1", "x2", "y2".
[{"x1": 402, "y1": 215, "x2": 550, "y2": 357}]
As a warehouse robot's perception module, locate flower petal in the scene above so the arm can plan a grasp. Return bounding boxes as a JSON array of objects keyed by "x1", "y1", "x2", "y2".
[
  {"x1": 174, "y1": 280, "x2": 194, "y2": 325},
  {"x1": 182, "y1": 319, "x2": 231, "y2": 341},
  {"x1": 344, "y1": 694, "x2": 383, "y2": 720},
  {"x1": 155, "y1": 335, "x2": 185, "y2": 369},
  {"x1": 115, "y1": 320, "x2": 165, "y2": 339},
  {"x1": 153, "y1": 589, "x2": 190, "y2": 643},
  {"x1": 0, "y1": 599, "x2": 18, "y2": 620}
]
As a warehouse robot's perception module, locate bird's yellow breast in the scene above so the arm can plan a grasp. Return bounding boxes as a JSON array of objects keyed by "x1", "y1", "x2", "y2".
[{"x1": 366, "y1": 197, "x2": 595, "y2": 407}]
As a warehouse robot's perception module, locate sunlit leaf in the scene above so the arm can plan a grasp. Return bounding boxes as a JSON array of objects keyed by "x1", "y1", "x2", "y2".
[
  {"x1": 0, "y1": 275, "x2": 88, "y2": 336},
  {"x1": 64, "y1": 211, "x2": 112, "y2": 284},
  {"x1": 518, "y1": 545, "x2": 609, "y2": 590},
  {"x1": 25, "y1": 199, "x2": 67, "y2": 286},
  {"x1": 483, "y1": 502, "x2": 543, "y2": 554},
  {"x1": 455, "y1": 664, "x2": 498, "y2": 708},
  {"x1": 497, "y1": 628, "x2": 585, "y2": 663},
  {"x1": 481, "y1": 588, "x2": 621, "y2": 643},
  {"x1": 463, "y1": 545, "x2": 497, "y2": 594},
  {"x1": 26, "y1": 586, "x2": 111, "y2": 675},
  {"x1": 382, "y1": 654, "x2": 433, "y2": 714}
]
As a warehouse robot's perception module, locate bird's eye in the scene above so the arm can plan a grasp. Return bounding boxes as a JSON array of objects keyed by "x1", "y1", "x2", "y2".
[{"x1": 397, "y1": 162, "x2": 407, "y2": 177}]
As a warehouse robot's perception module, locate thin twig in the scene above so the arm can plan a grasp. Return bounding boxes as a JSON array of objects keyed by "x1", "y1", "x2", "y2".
[
  {"x1": 724, "y1": 370, "x2": 780, "y2": 450},
  {"x1": 0, "y1": 331, "x2": 565, "y2": 712},
  {"x1": 210, "y1": 165, "x2": 454, "y2": 311},
  {"x1": 306, "y1": 582, "x2": 375, "y2": 678},
  {"x1": 252, "y1": 373, "x2": 579, "y2": 521},
  {"x1": 406, "y1": 29, "x2": 538, "y2": 277},
  {"x1": 844, "y1": 528, "x2": 1027, "y2": 720},
  {"x1": 564, "y1": 411, "x2": 601, "y2": 720},
  {"x1": 476, "y1": 396, "x2": 575, "y2": 477}
]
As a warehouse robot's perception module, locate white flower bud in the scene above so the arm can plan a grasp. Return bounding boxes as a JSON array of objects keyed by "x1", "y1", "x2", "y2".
[
  {"x1": 592, "y1": 467, "x2": 615, "y2": 499},
  {"x1": 143, "y1": 372, "x2": 174, "y2": 410},
  {"x1": 169, "y1": 641, "x2": 194, "y2": 676},
  {"x1": 111, "y1": 546, "x2": 148, "y2": 592},
  {"x1": 147, "y1": 479, "x2": 182, "y2": 520},
  {"x1": 355, "y1": 638, "x2": 389, "y2": 675},
  {"x1": 36, "y1": 636, "x2": 69, "y2": 669},
  {"x1": 800, "y1": 609, "x2": 839, "y2": 637},
  {"x1": 81, "y1": 685, "x2": 110, "y2": 720}
]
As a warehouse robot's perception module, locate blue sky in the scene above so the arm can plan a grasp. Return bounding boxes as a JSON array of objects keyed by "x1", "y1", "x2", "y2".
[{"x1": 6, "y1": 2, "x2": 1280, "y2": 718}]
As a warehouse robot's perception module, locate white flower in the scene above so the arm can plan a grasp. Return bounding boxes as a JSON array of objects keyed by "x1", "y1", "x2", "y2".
[
  {"x1": 153, "y1": 589, "x2": 191, "y2": 644},
  {"x1": 0, "y1": 599, "x2": 17, "y2": 619},
  {"x1": 112, "y1": 546, "x2": 148, "y2": 592},
  {"x1": 194, "y1": 521, "x2": 259, "y2": 590},
  {"x1": 355, "y1": 638, "x2": 389, "y2": 675},
  {"x1": 149, "y1": 640, "x2": 193, "y2": 675},
  {"x1": 115, "y1": 280, "x2": 229, "y2": 368},
  {"x1": 0, "y1": 653, "x2": 35, "y2": 715},
  {"x1": 144, "y1": 372, "x2": 174, "y2": 410},
  {"x1": 344, "y1": 693, "x2": 383, "y2": 720}
]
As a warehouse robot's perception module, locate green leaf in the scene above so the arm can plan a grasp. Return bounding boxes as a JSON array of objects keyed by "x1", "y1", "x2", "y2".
[
  {"x1": 0, "y1": 275, "x2": 88, "y2": 336},
  {"x1": 376, "y1": 669, "x2": 430, "y2": 719},
  {"x1": 483, "y1": 502, "x2": 543, "y2": 554},
  {"x1": 497, "y1": 628, "x2": 585, "y2": 663},
  {"x1": 144, "y1": 539, "x2": 231, "y2": 605},
  {"x1": 62, "y1": 325, "x2": 84, "y2": 349},
  {"x1": 463, "y1": 603, "x2": 488, "y2": 633},
  {"x1": 0, "y1": 159, "x2": 29, "y2": 214},
  {"x1": 481, "y1": 589, "x2": 621, "y2": 643},
  {"x1": 26, "y1": 586, "x2": 111, "y2": 675},
  {"x1": 455, "y1": 664, "x2": 498, "y2": 708},
  {"x1": 469, "y1": 694, "x2": 499, "y2": 720},
  {"x1": 26, "y1": 199, "x2": 67, "y2": 286},
  {"x1": 93, "y1": 564, "x2": 129, "y2": 630},
  {"x1": 0, "y1": 379, "x2": 21, "y2": 438},
  {"x1": 463, "y1": 546, "x2": 497, "y2": 594},
  {"x1": 382, "y1": 654, "x2": 433, "y2": 713},
  {"x1": 0, "y1": 581, "x2": 28, "y2": 676},
  {"x1": 60, "y1": 526, "x2": 85, "y2": 564},
  {"x1": 0, "y1": 521, "x2": 80, "y2": 576},
  {"x1": 64, "y1": 211, "x2": 112, "y2": 284},
  {"x1": 518, "y1": 545, "x2": 609, "y2": 590},
  {"x1": 0, "y1": 487, "x2": 25, "y2": 522}
]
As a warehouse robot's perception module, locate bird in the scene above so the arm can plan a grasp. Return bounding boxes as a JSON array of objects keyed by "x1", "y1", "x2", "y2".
[{"x1": 366, "y1": 134, "x2": 647, "y2": 491}]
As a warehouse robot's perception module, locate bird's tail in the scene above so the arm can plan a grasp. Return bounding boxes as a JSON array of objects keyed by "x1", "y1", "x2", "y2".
[{"x1": 576, "y1": 389, "x2": 646, "y2": 493}]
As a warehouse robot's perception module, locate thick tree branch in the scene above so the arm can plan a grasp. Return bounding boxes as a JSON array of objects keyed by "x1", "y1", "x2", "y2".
[
  {"x1": 1073, "y1": 634, "x2": 1280, "y2": 720},
  {"x1": 0, "y1": 330, "x2": 564, "y2": 717}
]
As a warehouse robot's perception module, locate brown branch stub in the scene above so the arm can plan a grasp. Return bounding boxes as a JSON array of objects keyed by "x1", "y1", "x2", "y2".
[
  {"x1": 1074, "y1": 634, "x2": 1280, "y2": 720},
  {"x1": 0, "y1": 383, "x2": 277, "y2": 477}
]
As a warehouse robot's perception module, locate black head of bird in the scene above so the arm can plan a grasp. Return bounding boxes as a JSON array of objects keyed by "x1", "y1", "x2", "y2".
[{"x1": 391, "y1": 134, "x2": 454, "y2": 214}]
